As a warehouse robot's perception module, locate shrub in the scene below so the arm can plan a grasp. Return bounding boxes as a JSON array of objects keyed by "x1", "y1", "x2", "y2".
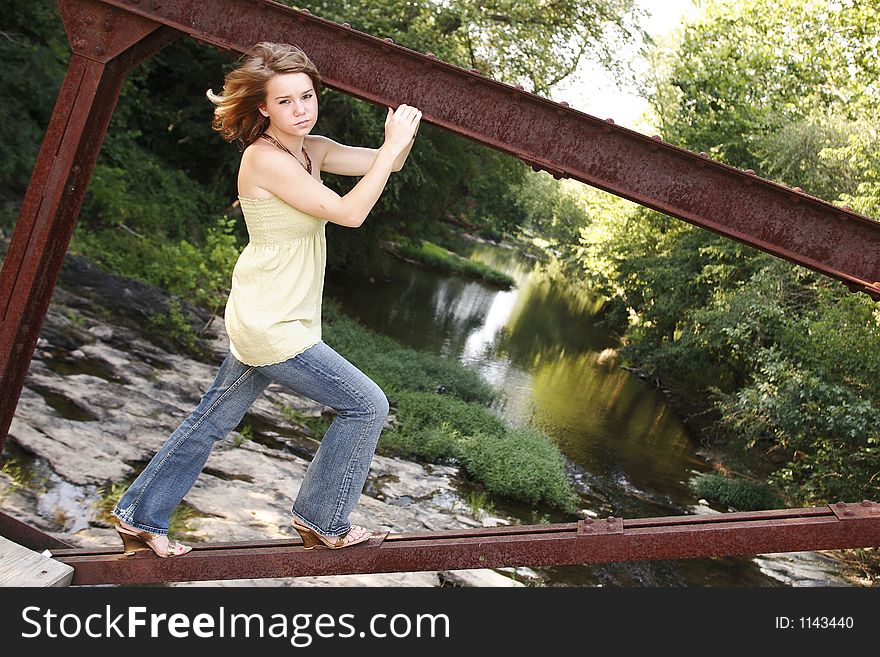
[
  {"x1": 381, "y1": 391, "x2": 578, "y2": 512},
  {"x1": 690, "y1": 473, "x2": 783, "y2": 511},
  {"x1": 323, "y1": 302, "x2": 494, "y2": 404},
  {"x1": 458, "y1": 429, "x2": 579, "y2": 512},
  {"x1": 380, "y1": 424, "x2": 462, "y2": 463},
  {"x1": 390, "y1": 391, "x2": 508, "y2": 438},
  {"x1": 391, "y1": 240, "x2": 515, "y2": 289}
]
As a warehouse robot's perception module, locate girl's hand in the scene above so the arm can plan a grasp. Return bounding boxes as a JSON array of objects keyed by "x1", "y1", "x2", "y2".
[{"x1": 384, "y1": 104, "x2": 422, "y2": 152}]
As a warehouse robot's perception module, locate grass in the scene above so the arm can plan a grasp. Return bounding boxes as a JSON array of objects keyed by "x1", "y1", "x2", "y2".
[
  {"x1": 689, "y1": 472, "x2": 784, "y2": 511},
  {"x1": 232, "y1": 424, "x2": 253, "y2": 448},
  {"x1": 320, "y1": 303, "x2": 579, "y2": 513},
  {"x1": 94, "y1": 480, "x2": 198, "y2": 538},
  {"x1": 379, "y1": 391, "x2": 579, "y2": 513},
  {"x1": 323, "y1": 300, "x2": 494, "y2": 404},
  {"x1": 275, "y1": 403, "x2": 333, "y2": 439},
  {"x1": 385, "y1": 240, "x2": 516, "y2": 289},
  {"x1": 458, "y1": 428, "x2": 578, "y2": 511},
  {"x1": 0, "y1": 451, "x2": 49, "y2": 500},
  {"x1": 467, "y1": 490, "x2": 496, "y2": 519}
]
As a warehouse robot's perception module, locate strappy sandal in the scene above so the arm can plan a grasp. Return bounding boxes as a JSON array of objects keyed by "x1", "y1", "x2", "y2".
[
  {"x1": 116, "y1": 522, "x2": 192, "y2": 558},
  {"x1": 291, "y1": 518, "x2": 378, "y2": 550}
]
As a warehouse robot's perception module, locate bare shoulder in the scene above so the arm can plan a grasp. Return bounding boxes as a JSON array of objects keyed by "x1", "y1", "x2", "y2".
[
  {"x1": 238, "y1": 140, "x2": 294, "y2": 198},
  {"x1": 241, "y1": 139, "x2": 287, "y2": 169},
  {"x1": 241, "y1": 135, "x2": 327, "y2": 174},
  {"x1": 304, "y1": 134, "x2": 329, "y2": 171}
]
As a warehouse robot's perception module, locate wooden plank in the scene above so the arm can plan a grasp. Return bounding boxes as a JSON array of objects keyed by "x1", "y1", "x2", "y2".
[{"x1": 0, "y1": 535, "x2": 74, "y2": 587}]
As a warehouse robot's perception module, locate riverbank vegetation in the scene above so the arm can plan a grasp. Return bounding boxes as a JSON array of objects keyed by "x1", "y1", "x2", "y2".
[
  {"x1": 383, "y1": 240, "x2": 516, "y2": 289},
  {"x1": 525, "y1": 0, "x2": 880, "y2": 517},
  {"x1": 322, "y1": 301, "x2": 578, "y2": 511}
]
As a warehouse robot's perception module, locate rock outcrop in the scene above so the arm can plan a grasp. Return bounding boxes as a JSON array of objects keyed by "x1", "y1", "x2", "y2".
[{"x1": 1, "y1": 253, "x2": 527, "y2": 587}]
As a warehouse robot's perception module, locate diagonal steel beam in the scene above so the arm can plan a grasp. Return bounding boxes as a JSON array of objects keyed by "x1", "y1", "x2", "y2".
[
  {"x1": 0, "y1": 1, "x2": 180, "y2": 451},
  {"x1": 0, "y1": 510, "x2": 75, "y2": 551},
  {"x1": 49, "y1": 502, "x2": 880, "y2": 585},
  {"x1": 93, "y1": 0, "x2": 880, "y2": 301}
]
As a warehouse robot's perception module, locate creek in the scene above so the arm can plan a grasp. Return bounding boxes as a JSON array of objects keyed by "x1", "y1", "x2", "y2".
[{"x1": 326, "y1": 240, "x2": 840, "y2": 586}]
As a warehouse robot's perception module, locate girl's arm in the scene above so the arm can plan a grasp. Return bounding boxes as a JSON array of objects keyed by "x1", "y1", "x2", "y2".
[
  {"x1": 247, "y1": 144, "x2": 400, "y2": 228},
  {"x1": 246, "y1": 104, "x2": 421, "y2": 228},
  {"x1": 314, "y1": 113, "x2": 418, "y2": 175}
]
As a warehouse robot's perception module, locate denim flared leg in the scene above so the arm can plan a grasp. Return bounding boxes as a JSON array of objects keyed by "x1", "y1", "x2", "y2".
[
  {"x1": 258, "y1": 341, "x2": 389, "y2": 537},
  {"x1": 112, "y1": 352, "x2": 271, "y2": 535}
]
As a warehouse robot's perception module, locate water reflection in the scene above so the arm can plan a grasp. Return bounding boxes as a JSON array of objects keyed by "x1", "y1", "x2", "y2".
[{"x1": 326, "y1": 243, "x2": 701, "y2": 502}]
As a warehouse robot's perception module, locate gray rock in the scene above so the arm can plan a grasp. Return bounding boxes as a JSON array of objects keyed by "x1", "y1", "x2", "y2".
[{"x1": 2, "y1": 259, "x2": 521, "y2": 587}]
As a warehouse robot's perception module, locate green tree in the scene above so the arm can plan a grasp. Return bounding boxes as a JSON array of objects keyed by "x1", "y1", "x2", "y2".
[{"x1": 567, "y1": 0, "x2": 880, "y2": 506}]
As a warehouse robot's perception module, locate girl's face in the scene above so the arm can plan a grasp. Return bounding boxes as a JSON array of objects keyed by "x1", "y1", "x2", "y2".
[{"x1": 260, "y1": 72, "x2": 318, "y2": 136}]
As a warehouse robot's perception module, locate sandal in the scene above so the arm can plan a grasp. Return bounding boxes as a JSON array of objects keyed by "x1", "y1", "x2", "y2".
[
  {"x1": 116, "y1": 522, "x2": 192, "y2": 558},
  {"x1": 291, "y1": 518, "x2": 378, "y2": 550}
]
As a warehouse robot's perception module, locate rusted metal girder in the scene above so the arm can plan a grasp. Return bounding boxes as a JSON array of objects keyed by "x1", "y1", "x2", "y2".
[
  {"x1": 91, "y1": 0, "x2": 880, "y2": 302},
  {"x1": 49, "y1": 502, "x2": 880, "y2": 585},
  {"x1": 0, "y1": 510, "x2": 74, "y2": 551},
  {"x1": 0, "y1": 0, "x2": 877, "y2": 584},
  {"x1": 0, "y1": 1, "x2": 179, "y2": 450}
]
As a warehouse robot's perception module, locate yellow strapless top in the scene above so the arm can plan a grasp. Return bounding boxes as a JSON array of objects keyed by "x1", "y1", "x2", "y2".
[{"x1": 224, "y1": 195, "x2": 328, "y2": 366}]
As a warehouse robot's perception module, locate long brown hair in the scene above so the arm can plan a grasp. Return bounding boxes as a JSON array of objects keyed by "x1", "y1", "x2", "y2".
[{"x1": 206, "y1": 42, "x2": 322, "y2": 149}]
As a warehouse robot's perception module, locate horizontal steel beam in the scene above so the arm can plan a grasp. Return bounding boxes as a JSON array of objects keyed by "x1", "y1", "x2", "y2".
[
  {"x1": 95, "y1": 0, "x2": 880, "y2": 300},
  {"x1": 50, "y1": 502, "x2": 880, "y2": 585}
]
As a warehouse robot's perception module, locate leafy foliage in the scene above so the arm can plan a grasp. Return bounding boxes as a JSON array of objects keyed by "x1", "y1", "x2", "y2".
[
  {"x1": 458, "y1": 427, "x2": 578, "y2": 510},
  {"x1": 689, "y1": 473, "x2": 783, "y2": 511},
  {"x1": 390, "y1": 240, "x2": 515, "y2": 288},
  {"x1": 560, "y1": 0, "x2": 880, "y2": 506},
  {"x1": 381, "y1": 391, "x2": 579, "y2": 511}
]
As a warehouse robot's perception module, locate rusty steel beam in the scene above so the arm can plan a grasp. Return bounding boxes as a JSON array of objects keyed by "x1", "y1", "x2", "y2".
[
  {"x1": 0, "y1": 510, "x2": 75, "y2": 551},
  {"x1": 1, "y1": 0, "x2": 877, "y2": 586},
  {"x1": 0, "y1": 1, "x2": 180, "y2": 451},
  {"x1": 49, "y1": 502, "x2": 880, "y2": 585},
  {"x1": 92, "y1": 0, "x2": 880, "y2": 301}
]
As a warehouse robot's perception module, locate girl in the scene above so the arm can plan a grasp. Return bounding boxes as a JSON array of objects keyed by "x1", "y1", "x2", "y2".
[{"x1": 112, "y1": 42, "x2": 422, "y2": 556}]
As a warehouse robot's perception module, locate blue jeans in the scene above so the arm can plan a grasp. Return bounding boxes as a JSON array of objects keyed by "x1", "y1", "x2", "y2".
[{"x1": 112, "y1": 341, "x2": 389, "y2": 537}]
